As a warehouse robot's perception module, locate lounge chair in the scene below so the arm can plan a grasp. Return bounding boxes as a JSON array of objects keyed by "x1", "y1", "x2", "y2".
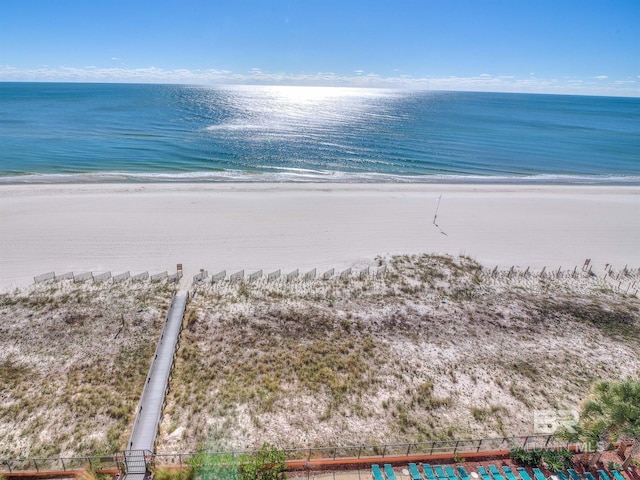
[
  {"x1": 557, "y1": 472, "x2": 570, "y2": 480},
  {"x1": 517, "y1": 468, "x2": 534, "y2": 480},
  {"x1": 423, "y1": 465, "x2": 438, "y2": 480},
  {"x1": 409, "y1": 464, "x2": 423, "y2": 480},
  {"x1": 583, "y1": 474, "x2": 596, "y2": 480},
  {"x1": 568, "y1": 469, "x2": 583, "y2": 480},
  {"x1": 478, "y1": 467, "x2": 494, "y2": 480},
  {"x1": 598, "y1": 472, "x2": 612, "y2": 480},
  {"x1": 611, "y1": 472, "x2": 625, "y2": 480},
  {"x1": 435, "y1": 466, "x2": 449, "y2": 480},
  {"x1": 489, "y1": 465, "x2": 506, "y2": 480},
  {"x1": 503, "y1": 466, "x2": 521, "y2": 480},
  {"x1": 372, "y1": 465, "x2": 384, "y2": 480},
  {"x1": 457, "y1": 466, "x2": 472, "y2": 480},
  {"x1": 385, "y1": 464, "x2": 398, "y2": 480},
  {"x1": 533, "y1": 468, "x2": 548, "y2": 480},
  {"x1": 446, "y1": 466, "x2": 460, "y2": 480}
]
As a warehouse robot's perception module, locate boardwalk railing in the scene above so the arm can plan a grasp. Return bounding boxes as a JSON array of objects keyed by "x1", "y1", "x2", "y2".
[{"x1": 1, "y1": 434, "x2": 590, "y2": 473}]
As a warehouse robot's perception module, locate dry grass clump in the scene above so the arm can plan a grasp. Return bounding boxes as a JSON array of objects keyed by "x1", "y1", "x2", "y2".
[
  {"x1": 0, "y1": 280, "x2": 173, "y2": 458},
  {"x1": 158, "y1": 254, "x2": 640, "y2": 453}
]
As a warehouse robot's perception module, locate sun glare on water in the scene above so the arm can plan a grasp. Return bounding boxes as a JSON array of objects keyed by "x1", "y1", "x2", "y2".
[{"x1": 206, "y1": 84, "x2": 399, "y2": 134}]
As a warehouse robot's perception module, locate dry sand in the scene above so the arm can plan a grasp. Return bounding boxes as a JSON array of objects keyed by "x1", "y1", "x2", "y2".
[{"x1": 0, "y1": 183, "x2": 639, "y2": 290}]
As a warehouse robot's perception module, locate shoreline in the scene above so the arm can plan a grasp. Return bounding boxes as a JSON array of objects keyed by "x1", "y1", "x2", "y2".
[
  {"x1": 1, "y1": 182, "x2": 639, "y2": 290},
  {"x1": 2, "y1": 172, "x2": 640, "y2": 186}
]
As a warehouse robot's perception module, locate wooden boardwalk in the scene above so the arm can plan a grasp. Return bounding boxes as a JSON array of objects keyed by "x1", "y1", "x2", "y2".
[{"x1": 123, "y1": 292, "x2": 187, "y2": 477}]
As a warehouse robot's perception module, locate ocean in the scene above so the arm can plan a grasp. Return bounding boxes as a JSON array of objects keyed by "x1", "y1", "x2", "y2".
[{"x1": 0, "y1": 82, "x2": 638, "y2": 184}]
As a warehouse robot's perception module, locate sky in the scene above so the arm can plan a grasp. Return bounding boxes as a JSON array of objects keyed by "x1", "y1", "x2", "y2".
[{"x1": 1, "y1": 0, "x2": 639, "y2": 96}]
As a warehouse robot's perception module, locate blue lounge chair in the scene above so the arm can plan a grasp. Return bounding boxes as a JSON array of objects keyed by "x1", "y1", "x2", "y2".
[
  {"x1": 611, "y1": 473, "x2": 625, "y2": 480},
  {"x1": 598, "y1": 472, "x2": 612, "y2": 480},
  {"x1": 583, "y1": 474, "x2": 597, "y2": 480},
  {"x1": 533, "y1": 468, "x2": 547, "y2": 480},
  {"x1": 568, "y1": 470, "x2": 583, "y2": 480},
  {"x1": 446, "y1": 466, "x2": 460, "y2": 480},
  {"x1": 457, "y1": 466, "x2": 472, "y2": 480},
  {"x1": 372, "y1": 465, "x2": 384, "y2": 480},
  {"x1": 489, "y1": 465, "x2": 506, "y2": 480},
  {"x1": 435, "y1": 466, "x2": 449, "y2": 480},
  {"x1": 385, "y1": 464, "x2": 398, "y2": 480},
  {"x1": 503, "y1": 466, "x2": 521, "y2": 480},
  {"x1": 478, "y1": 467, "x2": 494, "y2": 480},
  {"x1": 409, "y1": 464, "x2": 423, "y2": 480},
  {"x1": 423, "y1": 465, "x2": 438, "y2": 480},
  {"x1": 517, "y1": 468, "x2": 534, "y2": 480}
]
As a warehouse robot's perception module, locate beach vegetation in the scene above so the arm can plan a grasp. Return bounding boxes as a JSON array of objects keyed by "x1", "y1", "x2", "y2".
[
  {"x1": 159, "y1": 254, "x2": 640, "y2": 453},
  {"x1": 0, "y1": 280, "x2": 172, "y2": 458}
]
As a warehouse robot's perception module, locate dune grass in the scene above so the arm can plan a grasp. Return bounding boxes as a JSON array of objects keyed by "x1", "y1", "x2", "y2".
[
  {"x1": 158, "y1": 255, "x2": 640, "y2": 453},
  {"x1": 0, "y1": 280, "x2": 173, "y2": 458}
]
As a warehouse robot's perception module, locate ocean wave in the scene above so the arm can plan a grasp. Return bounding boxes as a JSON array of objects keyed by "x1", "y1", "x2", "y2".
[{"x1": 2, "y1": 170, "x2": 640, "y2": 185}]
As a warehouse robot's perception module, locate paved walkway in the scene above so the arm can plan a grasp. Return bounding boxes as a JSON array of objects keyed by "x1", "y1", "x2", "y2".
[{"x1": 127, "y1": 292, "x2": 187, "y2": 452}]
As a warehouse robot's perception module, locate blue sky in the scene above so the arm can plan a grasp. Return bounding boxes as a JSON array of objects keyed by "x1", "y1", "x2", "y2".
[{"x1": 1, "y1": 0, "x2": 638, "y2": 95}]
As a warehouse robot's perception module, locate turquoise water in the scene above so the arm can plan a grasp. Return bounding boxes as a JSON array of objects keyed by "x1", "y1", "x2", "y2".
[{"x1": 0, "y1": 82, "x2": 639, "y2": 183}]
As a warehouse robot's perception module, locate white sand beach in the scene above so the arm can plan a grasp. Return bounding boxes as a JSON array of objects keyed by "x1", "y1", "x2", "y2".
[{"x1": 0, "y1": 183, "x2": 638, "y2": 289}]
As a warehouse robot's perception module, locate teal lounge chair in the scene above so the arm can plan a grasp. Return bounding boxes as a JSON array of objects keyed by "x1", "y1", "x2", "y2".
[
  {"x1": 584, "y1": 474, "x2": 597, "y2": 480},
  {"x1": 409, "y1": 464, "x2": 423, "y2": 480},
  {"x1": 489, "y1": 465, "x2": 506, "y2": 480},
  {"x1": 371, "y1": 465, "x2": 384, "y2": 480},
  {"x1": 598, "y1": 471, "x2": 612, "y2": 480},
  {"x1": 385, "y1": 464, "x2": 398, "y2": 480},
  {"x1": 478, "y1": 467, "x2": 494, "y2": 480},
  {"x1": 517, "y1": 468, "x2": 534, "y2": 480},
  {"x1": 457, "y1": 466, "x2": 471, "y2": 480},
  {"x1": 372, "y1": 465, "x2": 384, "y2": 480},
  {"x1": 611, "y1": 472, "x2": 625, "y2": 480},
  {"x1": 557, "y1": 472, "x2": 570, "y2": 480},
  {"x1": 423, "y1": 465, "x2": 438, "y2": 480},
  {"x1": 533, "y1": 468, "x2": 547, "y2": 480},
  {"x1": 568, "y1": 470, "x2": 583, "y2": 480},
  {"x1": 503, "y1": 466, "x2": 521, "y2": 480},
  {"x1": 435, "y1": 466, "x2": 449, "y2": 480},
  {"x1": 446, "y1": 466, "x2": 460, "y2": 480}
]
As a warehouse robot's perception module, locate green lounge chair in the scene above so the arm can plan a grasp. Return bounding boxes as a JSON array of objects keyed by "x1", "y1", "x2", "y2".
[
  {"x1": 503, "y1": 466, "x2": 521, "y2": 480},
  {"x1": 446, "y1": 466, "x2": 460, "y2": 480},
  {"x1": 409, "y1": 464, "x2": 423, "y2": 480},
  {"x1": 598, "y1": 472, "x2": 612, "y2": 480},
  {"x1": 533, "y1": 468, "x2": 547, "y2": 480},
  {"x1": 435, "y1": 466, "x2": 449, "y2": 480},
  {"x1": 568, "y1": 470, "x2": 583, "y2": 480},
  {"x1": 489, "y1": 465, "x2": 506, "y2": 480},
  {"x1": 478, "y1": 467, "x2": 494, "y2": 480},
  {"x1": 584, "y1": 474, "x2": 597, "y2": 480},
  {"x1": 372, "y1": 465, "x2": 384, "y2": 480},
  {"x1": 423, "y1": 465, "x2": 438, "y2": 480},
  {"x1": 457, "y1": 466, "x2": 472, "y2": 480},
  {"x1": 517, "y1": 468, "x2": 534, "y2": 480},
  {"x1": 385, "y1": 464, "x2": 398, "y2": 480},
  {"x1": 611, "y1": 473, "x2": 625, "y2": 480}
]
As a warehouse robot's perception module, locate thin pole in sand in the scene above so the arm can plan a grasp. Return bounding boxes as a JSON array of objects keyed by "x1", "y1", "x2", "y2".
[
  {"x1": 432, "y1": 194, "x2": 448, "y2": 235},
  {"x1": 433, "y1": 194, "x2": 442, "y2": 225}
]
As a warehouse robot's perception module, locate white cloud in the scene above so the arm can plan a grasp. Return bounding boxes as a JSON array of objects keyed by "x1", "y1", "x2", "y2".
[
  {"x1": 0, "y1": 65, "x2": 638, "y2": 96},
  {"x1": 111, "y1": 57, "x2": 121, "y2": 61},
  {"x1": 595, "y1": 75, "x2": 608, "y2": 80}
]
